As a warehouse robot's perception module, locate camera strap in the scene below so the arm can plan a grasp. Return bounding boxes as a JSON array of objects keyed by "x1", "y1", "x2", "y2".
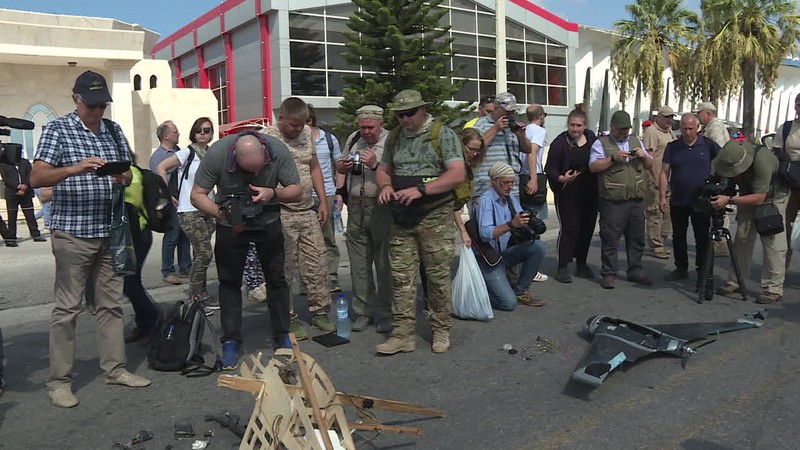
[{"x1": 502, "y1": 130, "x2": 523, "y2": 174}]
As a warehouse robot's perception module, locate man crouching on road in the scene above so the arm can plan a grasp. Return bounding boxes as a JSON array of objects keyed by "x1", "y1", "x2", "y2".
[
  {"x1": 191, "y1": 131, "x2": 302, "y2": 370},
  {"x1": 475, "y1": 162, "x2": 547, "y2": 310},
  {"x1": 374, "y1": 90, "x2": 466, "y2": 355}
]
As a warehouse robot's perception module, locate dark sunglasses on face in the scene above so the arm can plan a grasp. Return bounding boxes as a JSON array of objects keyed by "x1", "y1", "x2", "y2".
[
  {"x1": 87, "y1": 102, "x2": 108, "y2": 110},
  {"x1": 195, "y1": 127, "x2": 212, "y2": 134},
  {"x1": 396, "y1": 108, "x2": 419, "y2": 118}
]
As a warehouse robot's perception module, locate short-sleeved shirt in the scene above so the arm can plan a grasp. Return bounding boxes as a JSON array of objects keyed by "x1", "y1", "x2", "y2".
[
  {"x1": 193, "y1": 133, "x2": 301, "y2": 227},
  {"x1": 522, "y1": 123, "x2": 546, "y2": 175},
  {"x1": 175, "y1": 146, "x2": 214, "y2": 213},
  {"x1": 772, "y1": 121, "x2": 800, "y2": 161},
  {"x1": 34, "y1": 112, "x2": 131, "y2": 238},
  {"x1": 343, "y1": 128, "x2": 389, "y2": 199},
  {"x1": 702, "y1": 118, "x2": 730, "y2": 148},
  {"x1": 642, "y1": 123, "x2": 676, "y2": 182},
  {"x1": 663, "y1": 137, "x2": 720, "y2": 207},
  {"x1": 261, "y1": 125, "x2": 316, "y2": 211},
  {"x1": 313, "y1": 129, "x2": 341, "y2": 196},
  {"x1": 736, "y1": 146, "x2": 787, "y2": 200},
  {"x1": 380, "y1": 118, "x2": 463, "y2": 177},
  {"x1": 473, "y1": 115, "x2": 523, "y2": 196},
  {"x1": 476, "y1": 188, "x2": 523, "y2": 254},
  {"x1": 149, "y1": 145, "x2": 179, "y2": 174}
]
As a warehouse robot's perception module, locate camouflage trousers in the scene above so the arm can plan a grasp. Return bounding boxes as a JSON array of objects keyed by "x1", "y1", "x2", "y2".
[
  {"x1": 243, "y1": 243, "x2": 265, "y2": 290},
  {"x1": 282, "y1": 208, "x2": 330, "y2": 314},
  {"x1": 178, "y1": 211, "x2": 215, "y2": 297},
  {"x1": 389, "y1": 205, "x2": 455, "y2": 338}
]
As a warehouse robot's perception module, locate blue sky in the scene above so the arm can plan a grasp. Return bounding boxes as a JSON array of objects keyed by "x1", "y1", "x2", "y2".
[{"x1": 0, "y1": 0, "x2": 703, "y2": 39}]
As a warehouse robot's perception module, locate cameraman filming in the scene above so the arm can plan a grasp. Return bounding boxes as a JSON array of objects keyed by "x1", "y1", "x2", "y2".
[
  {"x1": 659, "y1": 113, "x2": 721, "y2": 282},
  {"x1": 473, "y1": 92, "x2": 532, "y2": 198},
  {"x1": 474, "y1": 163, "x2": 547, "y2": 310},
  {"x1": 711, "y1": 140, "x2": 789, "y2": 304},
  {"x1": 191, "y1": 132, "x2": 302, "y2": 369}
]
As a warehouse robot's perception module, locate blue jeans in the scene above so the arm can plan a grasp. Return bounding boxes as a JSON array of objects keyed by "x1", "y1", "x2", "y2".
[
  {"x1": 478, "y1": 239, "x2": 547, "y2": 311},
  {"x1": 161, "y1": 214, "x2": 192, "y2": 276}
]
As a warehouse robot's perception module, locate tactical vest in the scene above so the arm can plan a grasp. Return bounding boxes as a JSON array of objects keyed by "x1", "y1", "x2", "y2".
[{"x1": 597, "y1": 136, "x2": 647, "y2": 201}]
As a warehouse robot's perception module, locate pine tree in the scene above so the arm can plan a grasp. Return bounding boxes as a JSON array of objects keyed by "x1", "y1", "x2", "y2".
[{"x1": 333, "y1": 0, "x2": 467, "y2": 138}]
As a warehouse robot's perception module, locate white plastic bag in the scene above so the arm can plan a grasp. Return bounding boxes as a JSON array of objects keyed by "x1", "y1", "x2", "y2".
[
  {"x1": 792, "y1": 216, "x2": 800, "y2": 252},
  {"x1": 451, "y1": 245, "x2": 493, "y2": 321}
]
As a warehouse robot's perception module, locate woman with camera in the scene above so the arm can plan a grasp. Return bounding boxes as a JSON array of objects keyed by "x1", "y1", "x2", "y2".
[
  {"x1": 157, "y1": 117, "x2": 217, "y2": 312},
  {"x1": 544, "y1": 108, "x2": 599, "y2": 283}
]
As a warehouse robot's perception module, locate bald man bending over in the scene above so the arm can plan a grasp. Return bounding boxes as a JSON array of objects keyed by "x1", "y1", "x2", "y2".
[{"x1": 192, "y1": 131, "x2": 302, "y2": 369}]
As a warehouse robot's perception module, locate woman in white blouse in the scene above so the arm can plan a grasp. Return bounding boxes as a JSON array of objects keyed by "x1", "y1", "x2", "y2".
[{"x1": 157, "y1": 117, "x2": 217, "y2": 311}]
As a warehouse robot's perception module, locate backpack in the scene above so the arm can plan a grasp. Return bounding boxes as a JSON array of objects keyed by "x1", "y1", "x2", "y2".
[
  {"x1": 176, "y1": 144, "x2": 199, "y2": 197},
  {"x1": 147, "y1": 300, "x2": 221, "y2": 376},
  {"x1": 386, "y1": 121, "x2": 474, "y2": 210},
  {"x1": 140, "y1": 167, "x2": 176, "y2": 233},
  {"x1": 777, "y1": 120, "x2": 800, "y2": 189}
]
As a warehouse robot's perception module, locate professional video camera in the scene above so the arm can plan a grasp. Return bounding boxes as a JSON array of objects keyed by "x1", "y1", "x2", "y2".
[
  {"x1": 510, "y1": 206, "x2": 547, "y2": 243},
  {"x1": 507, "y1": 115, "x2": 521, "y2": 133},
  {"x1": 0, "y1": 115, "x2": 35, "y2": 165},
  {"x1": 693, "y1": 174, "x2": 737, "y2": 225}
]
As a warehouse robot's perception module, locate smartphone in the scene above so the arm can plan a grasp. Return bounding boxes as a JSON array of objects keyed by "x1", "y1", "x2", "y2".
[{"x1": 95, "y1": 160, "x2": 131, "y2": 176}]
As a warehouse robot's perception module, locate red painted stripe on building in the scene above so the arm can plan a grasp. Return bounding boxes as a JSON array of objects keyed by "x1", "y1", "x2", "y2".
[
  {"x1": 197, "y1": 47, "x2": 209, "y2": 88},
  {"x1": 175, "y1": 58, "x2": 183, "y2": 88},
  {"x1": 151, "y1": 0, "x2": 248, "y2": 56},
  {"x1": 224, "y1": 33, "x2": 236, "y2": 122},
  {"x1": 509, "y1": 0, "x2": 579, "y2": 32},
  {"x1": 258, "y1": 13, "x2": 272, "y2": 122}
]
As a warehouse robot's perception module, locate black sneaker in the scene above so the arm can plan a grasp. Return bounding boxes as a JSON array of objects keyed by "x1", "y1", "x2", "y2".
[
  {"x1": 664, "y1": 269, "x2": 689, "y2": 282},
  {"x1": 575, "y1": 264, "x2": 594, "y2": 279},
  {"x1": 555, "y1": 267, "x2": 572, "y2": 283}
]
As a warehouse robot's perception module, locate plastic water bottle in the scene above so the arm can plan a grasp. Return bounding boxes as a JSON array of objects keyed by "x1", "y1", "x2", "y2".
[
  {"x1": 335, "y1": 294, "x2": 350, "y2": 339},
  {"x1": 332, "y1": 199, "x2": 345, "y2": 234}
]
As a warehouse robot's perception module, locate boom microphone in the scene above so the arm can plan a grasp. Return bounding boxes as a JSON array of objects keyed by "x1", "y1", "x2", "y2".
[{"x1": 0, "y1": 116, "x2": 35, "y2": 130}]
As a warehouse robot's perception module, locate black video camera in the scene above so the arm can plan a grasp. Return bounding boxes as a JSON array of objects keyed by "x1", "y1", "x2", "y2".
[
  {"x1": 693, "y1": 174, "x2": 737, "y2": 221},
  {"x1": 510, "y1": 207, "x2": 547, "y2": 243},
  {"x1": 507, "y1": 115, "x2": 521, "y2": 133},
  {"x1": 0, "y1": 115, "x2": 34, "y2": 165}
]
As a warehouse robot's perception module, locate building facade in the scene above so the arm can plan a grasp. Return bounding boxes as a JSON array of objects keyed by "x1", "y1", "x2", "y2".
[{"x1": 151, "y1": 0, "x2": 580, "y2": 136}]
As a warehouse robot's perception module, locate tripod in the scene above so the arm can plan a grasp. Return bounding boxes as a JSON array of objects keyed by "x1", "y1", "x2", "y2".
[{"x1": 697, "y1": 212, "x2": 747, "y2": 303}]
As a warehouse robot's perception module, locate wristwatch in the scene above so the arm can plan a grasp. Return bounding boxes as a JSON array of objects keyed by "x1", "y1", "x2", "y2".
[{"x1": 417, "y1": 183, "x2": 426, "y2": 195}]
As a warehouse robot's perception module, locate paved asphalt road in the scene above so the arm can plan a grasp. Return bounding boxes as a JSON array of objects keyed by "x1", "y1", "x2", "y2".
[{"x1": 1, "y1": 211, "x2": 798, "y2": 449}]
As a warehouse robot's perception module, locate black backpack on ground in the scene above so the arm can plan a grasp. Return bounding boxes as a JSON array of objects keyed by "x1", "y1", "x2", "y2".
[{"x1": 147, "y1": 300, "x2": 221, "y2": 376}]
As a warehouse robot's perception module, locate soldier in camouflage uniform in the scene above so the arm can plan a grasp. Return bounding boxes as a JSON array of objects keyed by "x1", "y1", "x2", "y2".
[
  {"x1": 375, "y1": 90, "x2": 467, "y2": 355},
  {"x1": 261, "y1": 97, "x2": 334, "y2": 339}
]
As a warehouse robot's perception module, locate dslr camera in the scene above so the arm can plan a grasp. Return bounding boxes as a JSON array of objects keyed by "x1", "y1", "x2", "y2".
[
  {"x1": 510, "y1": 207, "x2": 547, "y2": 243},
  {"x1": 221, "y1": 192, "x2": 263, "y2": 231},
  {"x1": 506, "y1": 115, "x2": 521, "y2": 133},
  {"x1": 348, "y1": 151, "x2": 363, "y2": 175}
]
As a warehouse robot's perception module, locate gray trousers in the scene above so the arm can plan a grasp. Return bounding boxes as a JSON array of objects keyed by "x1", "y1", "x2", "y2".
[
  {"x1": 345, "y1": 200, "x2": 393, "y2": 320},
  {"x1": 599, "y1": 198, "x2": 646, "y2": 277}
]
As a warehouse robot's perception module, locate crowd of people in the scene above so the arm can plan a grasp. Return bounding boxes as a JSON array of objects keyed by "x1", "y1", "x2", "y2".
[{"x1": 0, "y1": 70, "x2": 796, "y2": 407}]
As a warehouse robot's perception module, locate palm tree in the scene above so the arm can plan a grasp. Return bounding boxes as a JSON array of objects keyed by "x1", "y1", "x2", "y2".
[
  {"x1": 699, "y1": 0, "x2": 800, "y2": 138},
  {"x1": 611, "y1": 0, "x2": 697, "y2": 118}
]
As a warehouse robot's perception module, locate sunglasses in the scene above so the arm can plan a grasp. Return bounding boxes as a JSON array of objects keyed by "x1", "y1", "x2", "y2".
[
  {"x1": 395, "y1": 108, "x2": 419, "y2": 118},
  {"x1": 86, "y1": 102, "x2": 109, "y2": 110},
  {"x1": 195, "y1": 127, "x2": 212, "y2": 134}
]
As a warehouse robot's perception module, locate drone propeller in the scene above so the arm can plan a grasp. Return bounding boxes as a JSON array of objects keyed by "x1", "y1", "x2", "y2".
[{"x1": 680, "y1": 339, "x2": 717, "y2": 369}]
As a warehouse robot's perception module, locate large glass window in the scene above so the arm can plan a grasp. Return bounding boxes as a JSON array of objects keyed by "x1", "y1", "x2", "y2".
[
  {"x1": 289, "y1": 8, "x2": 366, "y2": 97},
  {"x1": 287, "y1": 2, "x2": 570, "y2": 106},
  {"x1": 207, "y1": 63, "x2": 229, "y2": 124}
]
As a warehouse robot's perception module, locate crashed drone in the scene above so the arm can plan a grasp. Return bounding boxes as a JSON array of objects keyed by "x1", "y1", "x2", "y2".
[{"x1": 571, "y1": 310, "x2": 767, "y2": 387}]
